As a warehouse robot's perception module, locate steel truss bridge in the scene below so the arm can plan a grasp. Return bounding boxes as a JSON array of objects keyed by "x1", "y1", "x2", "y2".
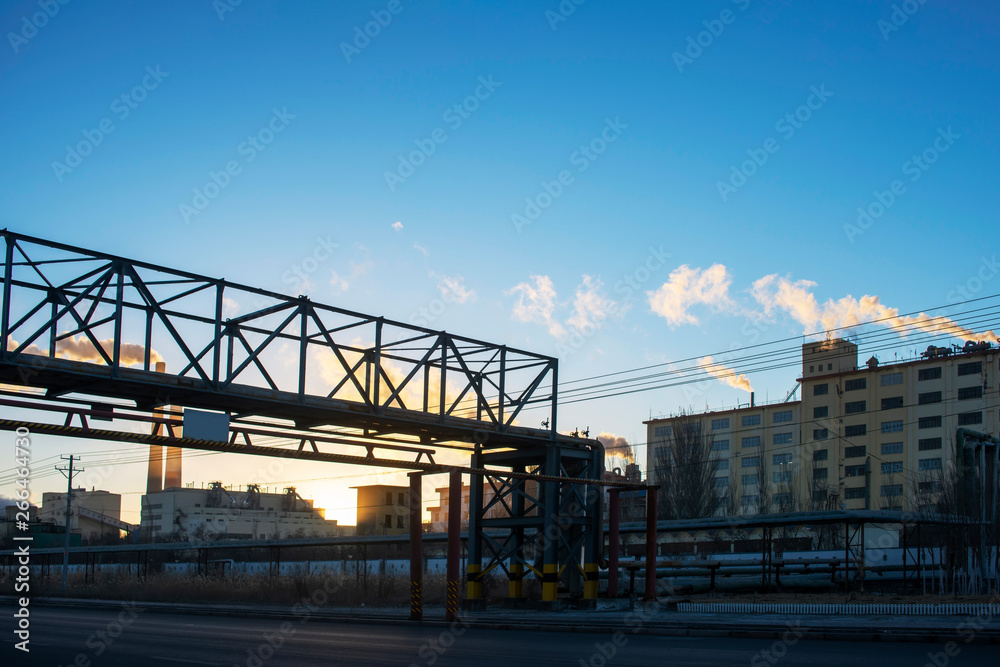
[{"x1": 0, "y1": 230, "x2": 617, "y2": 615}]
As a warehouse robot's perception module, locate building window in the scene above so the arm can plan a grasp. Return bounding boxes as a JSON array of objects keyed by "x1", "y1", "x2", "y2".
[
  {"x1": 813, "y1": 467, "x2": 828, "y2": 479},
  {"x1": 958, "y1": 386, "x2": 983, "y2": 400},
  {"x1": 844, "y1": 465, "x2": 866, "y2": 477},
  {"x1": 881, "y1": 396, "x2": 904, "y2": 410},
  {"x1": 773, "y1": 453, "x2": 793, "y2": 465},
  {"x1": 919, "y1": 391, "x2": 942, "y2": 405},
  {"x1": 772, "y1": 472, "x2": 793, "y2": 483},
  {"x1": 919, "y1": 481, "x2": 943, "y2": 493},
  {"x1": 715, "y1": 459, "x2": 730, "y2": 470},
  {"x1": 918, "y1": 367, "x2": 942, "y2": 381},
  {"x1": 741, "y1": 456, "x2": 760, "y2": 468},
  {"x1": 881, "y1": 420, "x2": 904, "y2": 433},
  {"x1": 958, "y1": 411, "x2": 983, "y2": 426},
  {"x1": 845, "y1": 378, "x2": 867, "y2": 391},
  {"x1": 814, "y1": 383, "x2": 829, "y2": 396},
  {"x1": 918, "y1": 416, "x2": 942, "y2": 429},
  {"x1": 881, "y1": 461, "x2": 903, "y2": 474},
  {"x1": 385, "y1": 492, "x2": 393, "y2": 505},
  {"x1": 844, "y1": 487, "x2": 866, "y2": 499},
  {"x1": 881, "y1": 372, "x2": 903, "y2": 386},
  {"x1": 813, "y1": 406, "x2": 828, "y2": 418},
  {"x1": 881, "y1": 442, "x2": 903, "y2": 455},
  {"x1": 396, "y1": 516, "x2": 405, "y2": 528},
  {"x1": 653, "y1": 426, "x2": 671, "y2": 437},
  {"x1": 880, "y1": 485, "x2": 903, "y2": 496},
  {"x1": 918, "y1": 458, "x2": 942, "y2": 471},
  {"x1": 711, "y1": 439, "x2": 730, "y2": 451},
  {"x1": 844, "y1": 446, "x2": 866, "y2": 458},
  {"x1": 813, "y1": 449, "x2": 828, "y2": 461},
  {"x1": 741, "y1": 415, "x2": 761, "y2": 427},
  {"x1": 741, "y1": 436, "x2": 761, "y2": 448},
  {"x1": 713, "y1": 477, "x2": 730, "y2": 487},
  {"x1": 398, "y1": 492, "x2": 407, "y2": 507},
  {"x1": 918, "y1": 437, "x2": 942, "y2": 451},
  {"x1": 741, "y1": 474, "x2": 760, "y2": 486},
  {"x1": 813, "y1": 428, "x2": 828, "y2": 440},
  {"x1": 773, "y1": 410, "x2": 793, "y2": 423},
  {"x1": 741, "y1": 495, "x2": 759, "y2": 507},
  {"x1": 844, "y1": 400, "x2": 866, "y2": 414},
  {"x1": 711, "y1": 418, "x2": 729, "y2": 430},
  {"x1": 957, "y1": 361, "x2": 982, "y2": 376},
  {"x1": 773, "y1": 432, "x2": 792, "y2": 445},
  {"x1": 844, "y1": 424, "x2": 866, "y2": 437},
  {"x1": 384, "y1": 514, "x2": 392, "y2": 527}
]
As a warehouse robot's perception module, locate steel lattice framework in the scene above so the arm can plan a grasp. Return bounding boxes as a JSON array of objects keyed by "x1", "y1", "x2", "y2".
[
  {"x1": 0, "y1": 230, "x2": 606, "y2": 607},
  {"x1": 0, "y1": 230, "x2": 563, "y2": 448}
]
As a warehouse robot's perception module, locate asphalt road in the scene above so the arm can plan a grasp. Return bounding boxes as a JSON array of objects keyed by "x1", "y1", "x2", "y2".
[{"x1": 3, "y1": 605, "x2": 997, "y2": 666}]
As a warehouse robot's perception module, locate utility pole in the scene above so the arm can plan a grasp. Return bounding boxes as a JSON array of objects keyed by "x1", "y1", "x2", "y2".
[{"x1": 56, "y1": 455, "x2": 84, "y2": 591}]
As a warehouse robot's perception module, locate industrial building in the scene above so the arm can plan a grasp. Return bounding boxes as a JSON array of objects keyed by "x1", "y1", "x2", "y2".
[
  {"x1": 352, "y1": 484, "x2": 411, "y2": 535},
  {"x1": 139, "y1": 483, "x2": 339, "y2": 541},
  {"x1": 38, "y1": 488, "x2": 132, "y2": 542},
  {"x1": 646, "y1": 338, "x2": 998, "y2": 516}
]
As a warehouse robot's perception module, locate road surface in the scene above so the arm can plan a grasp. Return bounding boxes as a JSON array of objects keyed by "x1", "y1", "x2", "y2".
[{"x1": 4, "y1": 605, "x2": 996, "y2": 666}]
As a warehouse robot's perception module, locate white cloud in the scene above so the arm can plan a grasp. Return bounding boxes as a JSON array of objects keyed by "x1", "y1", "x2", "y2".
[
  {"x1": 567, "y1": 275, "x2": 618, "y2": 332},
  {"x1": 751, "y1": 274, "x2": 999, "y2": 342},
  {"x1": 647, "y1": 264, "x2": 734, "y2": 327},
  {"x1": 392, "y1": 221, "x2": 404, "y2": 231},
  {"x1": 506, "y1": 275, "x2": 566, "y2": 339},
  {"x1": 414, "y1": 244, "x2": 429, "y2": 257},
  {"x1": 433, "y1": 273, "x2": 476, "y2": 304}
]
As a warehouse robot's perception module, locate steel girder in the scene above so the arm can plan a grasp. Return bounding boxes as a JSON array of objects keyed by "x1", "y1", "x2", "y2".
[{"x1": 0, "y1": 230, "x2": 559, "y2": 448}]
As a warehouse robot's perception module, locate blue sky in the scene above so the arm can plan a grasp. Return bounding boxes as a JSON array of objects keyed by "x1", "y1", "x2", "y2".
[{"x1": 2, "y1": 1, "x2": 998, "y2": 524}]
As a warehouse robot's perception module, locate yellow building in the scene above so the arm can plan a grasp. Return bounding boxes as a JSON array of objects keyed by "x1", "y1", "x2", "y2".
[{"x1": 645, "y1": 338, "x2": 998, "y2": 515}]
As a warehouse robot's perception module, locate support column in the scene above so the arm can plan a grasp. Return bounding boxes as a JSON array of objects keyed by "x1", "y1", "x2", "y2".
[
  {"x1": 541, "y1": 446, "x2": 560, "y2": 604},
  {"x1": 608, "y1": 489, "x2": 620, "y2": 598},
  {"x1": 644, "y1": 486, "x2": 658, "y2": 602},
  {"x1": 582, "y1": 448, "x2": 602, "y2": 605},
  {"x1": 446, "y1": 469, "x2": 461, "y2": 622},
  {"x1": 409, "y1": 472, "x2": 423, "y2": 621},
  {"x1": 465, "y1": 457, "x2": 483, "y2": 607},
  {"x1": 508, "y1": 471, "x2": 525, "y2": 601}
]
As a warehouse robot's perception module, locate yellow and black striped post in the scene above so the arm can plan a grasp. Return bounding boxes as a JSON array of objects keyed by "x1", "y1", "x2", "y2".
[
  {"x1": 583, "y1": 563, "x2": 599, "y2": 601},
  {"x1": 508, "y1": 563, "x2": 523, "y2": 599},
  {"x1": 408, "y1": 472, "x2": 423, "y2": 621},
  {"x1": 541, "y1": 563, "x2": 558, "y2": 602},
  {"x1": 466, "y1": 563, "x2": 481, "y2": 600},
  {"x1": 445, "y1": 470, "x2": 461, "y2": 622},
  {"x1": 410, "y1": 579, "x2": 422, "y2": 620}
]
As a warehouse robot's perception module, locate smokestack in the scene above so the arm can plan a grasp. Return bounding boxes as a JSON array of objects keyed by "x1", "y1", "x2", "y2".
[
  {"x1": 750, "y1": 391, "x2": 755, "y2": 407},
  {"x1": 147, "y1": 361, "x2": 183, "y2": 492}
]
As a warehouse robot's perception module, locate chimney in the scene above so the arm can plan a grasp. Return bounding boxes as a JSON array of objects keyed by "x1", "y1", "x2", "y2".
[
  {"x1": 750, "y1": 391, "x2": 755, "y2": 407},
  {"x1": 147, "y1": 361, "x2": 183, "y2": 492}
]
